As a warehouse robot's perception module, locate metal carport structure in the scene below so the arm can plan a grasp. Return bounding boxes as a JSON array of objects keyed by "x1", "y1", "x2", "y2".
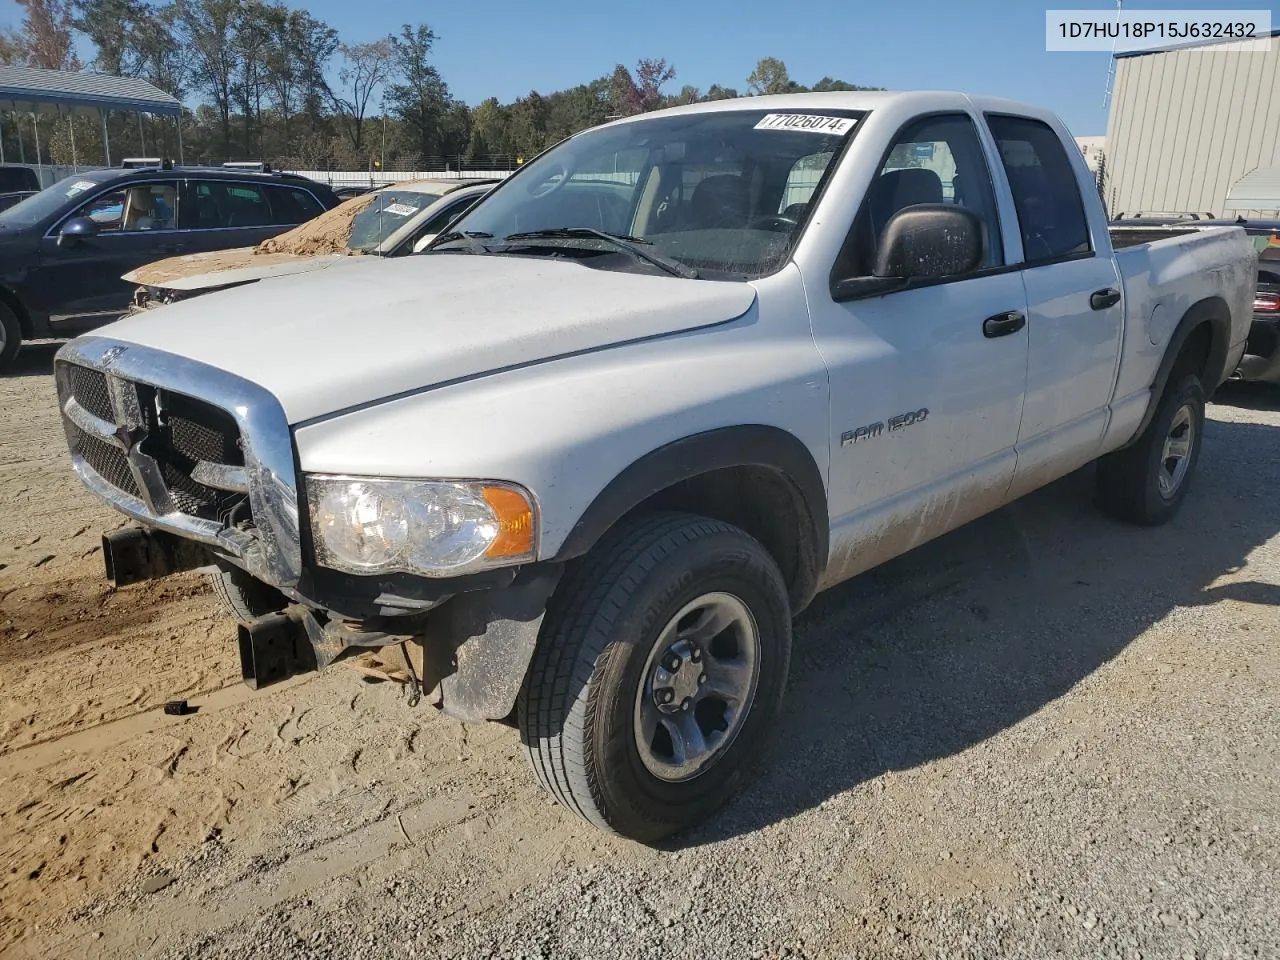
[
  {"x1": 0, "y1": 65, "x2": 183, "y2": 175},
  {"x1": 1224, "y1": 168, "x2": 1280, "y2": 214}
]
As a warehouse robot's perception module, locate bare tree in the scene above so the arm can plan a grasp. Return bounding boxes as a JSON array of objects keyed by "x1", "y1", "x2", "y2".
[{"x1": 331, "y1": 37, "x2": 392, "y2": 155}]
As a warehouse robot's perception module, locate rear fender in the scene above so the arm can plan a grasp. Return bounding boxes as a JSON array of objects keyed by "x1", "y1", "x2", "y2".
[{"x1": 1128, "y1": 296, "x2": 1230, "y2": 443}]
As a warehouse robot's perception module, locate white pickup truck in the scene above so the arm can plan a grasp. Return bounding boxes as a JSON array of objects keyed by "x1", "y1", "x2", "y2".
[{"x1": 55, "y1": 92, "x2": 1255, "y2": 841}]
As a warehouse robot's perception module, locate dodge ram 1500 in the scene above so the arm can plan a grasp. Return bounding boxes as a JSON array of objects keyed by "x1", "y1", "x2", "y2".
[{"x1": 55, "y1": 92, "x2": 1256, "y2": 841}]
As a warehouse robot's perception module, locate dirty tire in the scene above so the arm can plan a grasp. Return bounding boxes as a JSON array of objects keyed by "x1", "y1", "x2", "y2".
[
  {"x1": 518, "y1": 511, "x2": 791, "y2": 843},
  {"x1": 1096, "y1": 372, "x2": 1205, "y2": 526},
  {"x1": 0, "y1": 301, "x2": 20, "y2": 373},
  {"x1": 207, "y1": 560, "x2": 287, "y2": 625}
]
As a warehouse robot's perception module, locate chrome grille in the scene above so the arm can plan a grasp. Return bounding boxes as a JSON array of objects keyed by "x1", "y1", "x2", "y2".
[
  {"x1": 55, "y1": 336, "x2": 303, "y2": 591},
  {"x1": 67, "y1": 365, "x2": 113, "y2": 423},
  {"x1": 67, "y1": 423, "x2": 141, "y2": 499},
  {"x1": 58, "y1": 359, "x2": 251, "y2": 523}
]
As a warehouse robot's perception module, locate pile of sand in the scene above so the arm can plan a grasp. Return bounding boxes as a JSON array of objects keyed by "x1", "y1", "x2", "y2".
[{"x1": 253, "y1": 192, "x2": 377, "y2": 256}]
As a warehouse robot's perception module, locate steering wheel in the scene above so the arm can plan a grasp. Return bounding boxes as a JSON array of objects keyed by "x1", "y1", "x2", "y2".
[
  {"x1": 745, "y1": 214, "x2": 799, "y2": 233},
  {"x1": 526, "y1": 161, "x2": 572, "y2": 199}
]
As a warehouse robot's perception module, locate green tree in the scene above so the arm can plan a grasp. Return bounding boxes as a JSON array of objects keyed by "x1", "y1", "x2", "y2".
[
  {"x1": 811, "y1": 76, "x2": 881, "y2": 92},
  {"x1": 262, "y1": 6, "x2": 336, "y2": 151},
  {"x1": 704, "y1": 84, "x2": 740, "y2": 101},
  {"x1": 466, "y1": 96, "x2": 512, "y2": 159},
  {"x1": 545, "y1": 77, "x2": 610, "y2": 141},
  {"x1": 178, "y1": 0, "x2": 241, "y2": 157},
  {"x1": 747, "y1": 57, "x2": 805, "y2": 95},
  {"x1": 73, "y1": 0, "x2": 146, "y2": 75},
  {"x1": 385, "y1": 23, "x2": 453, "y2": 158},
  {"x1": 671, "y1": 84, "x2": 701, "y2": 106}
]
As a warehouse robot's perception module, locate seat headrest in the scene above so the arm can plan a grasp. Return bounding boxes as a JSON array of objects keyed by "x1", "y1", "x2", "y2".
[
  {"x1": 868, "y1": 168, "x2": 944, "y2": 233},
  {"x1": 690, "y1": 175, "x2": 749, "y2": 229}
]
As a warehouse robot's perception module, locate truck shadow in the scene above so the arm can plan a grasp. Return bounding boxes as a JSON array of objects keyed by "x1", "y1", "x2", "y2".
[
  {"x1": 7, "y1": 341, "x2": 61, "y2": 378},
  {"x1": 1213, "y1": 380, "x2": 1280, "y2": 412},
  {"x1": 680, "y1": 413, "x2": 1280, "y2": 846}
]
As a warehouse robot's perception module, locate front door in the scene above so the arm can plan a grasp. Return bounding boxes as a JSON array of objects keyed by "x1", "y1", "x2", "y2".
[
  {"x1": 35, "y1": 180, "x2": 181, "y2": 323},
  {"x1": 804, "y1": 112, "x2": 1029, "y2": 586}
]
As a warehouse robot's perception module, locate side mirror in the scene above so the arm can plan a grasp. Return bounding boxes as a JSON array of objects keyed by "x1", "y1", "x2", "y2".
[
  {"x1": 58, "y1": 216, "x2": 99, "y2": 247},
  {"x1": 832, "y1": 205, "x2": 985, "y2": 300}
]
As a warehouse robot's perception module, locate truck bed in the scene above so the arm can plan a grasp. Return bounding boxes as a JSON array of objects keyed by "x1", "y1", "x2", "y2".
[{"x1": 1108, "y1": 226, "x2": 1256, "y2": 438}]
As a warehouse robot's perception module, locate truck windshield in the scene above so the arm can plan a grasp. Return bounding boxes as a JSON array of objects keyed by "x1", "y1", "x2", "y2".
[
  {"x1": 347, "y1": 189, "x2": 444, "y2": 252},
  {"x1": 433, "y1": 108, "x2": 863, "y2": 279}
]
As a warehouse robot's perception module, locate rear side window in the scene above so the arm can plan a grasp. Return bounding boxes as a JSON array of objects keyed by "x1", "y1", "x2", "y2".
[
  {"x1": 267, "y1": 185, "x2": 325, "y2": 224},
  {"x1": 986, "y1": 114, "x2": 1091, "y2": 263},
  {"x1": 190, "y1": 180, "x2": 272, "y2": 229},
  {"x1": 0, "y1": 167, "x2": 37, "y2": 192}
]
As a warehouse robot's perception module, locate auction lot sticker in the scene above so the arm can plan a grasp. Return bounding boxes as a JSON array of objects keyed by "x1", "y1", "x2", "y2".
[{"x1": 755, "y1": 114, "x2": 857, "y2": 135}]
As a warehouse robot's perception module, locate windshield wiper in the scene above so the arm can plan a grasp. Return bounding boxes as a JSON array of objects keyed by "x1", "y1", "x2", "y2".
[
  {"x1": 427, "y1": 229, "x2": 495, "y2": 253},
  {"x1": 502, "y1": 227, "x2": 700, "y2": 280}
]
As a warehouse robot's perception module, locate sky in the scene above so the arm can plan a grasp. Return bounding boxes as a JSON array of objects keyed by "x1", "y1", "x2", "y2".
[{"x1": 1, "y1": 0, "x2": 1277, "y2": 136}]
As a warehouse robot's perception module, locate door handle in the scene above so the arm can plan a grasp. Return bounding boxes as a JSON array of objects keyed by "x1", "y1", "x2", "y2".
[
  {"x1": 1090, "y1": 287, "x2": 1121, "y2": 310},
  {"x1": 983, "y1": 310, "x2": 1026, "y2": 338},
  {"x1": 159, "y1": 242, "x2": 187, "y2": 254}
]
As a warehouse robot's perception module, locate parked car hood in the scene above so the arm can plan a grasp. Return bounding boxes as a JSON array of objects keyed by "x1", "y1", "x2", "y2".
[
  {"x1": 122, "y1": 247, "x2": 352, "y2": 291},
  {"x1": 97, "y1": 253, "x2": 757, "y2": 424}
]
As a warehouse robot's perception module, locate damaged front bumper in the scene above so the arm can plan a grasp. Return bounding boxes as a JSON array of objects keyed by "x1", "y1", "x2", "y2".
[{"x1": 102, "y1": 525, "x2": 560, "y2": 722}]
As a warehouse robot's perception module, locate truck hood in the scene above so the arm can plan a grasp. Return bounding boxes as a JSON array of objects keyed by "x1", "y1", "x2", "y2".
[
  {"x1": 122, "y1": 248, "x2": 352, "y2": 291},
  {"x1": 97, "y1": 254, "x2": 757, "y2": 423}
]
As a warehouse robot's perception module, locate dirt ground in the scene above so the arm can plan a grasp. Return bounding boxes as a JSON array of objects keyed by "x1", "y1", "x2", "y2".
[{"x1": 1, "y1": 342, "x2": 1277, "y2": 959}]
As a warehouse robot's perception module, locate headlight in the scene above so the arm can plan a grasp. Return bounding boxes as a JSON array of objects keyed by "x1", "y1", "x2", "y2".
[{"x1": 305, "y1": 476, "x2": 536, "y2": 577}]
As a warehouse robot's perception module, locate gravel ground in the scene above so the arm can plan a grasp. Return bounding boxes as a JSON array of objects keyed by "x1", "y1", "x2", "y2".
[{"x1": 3, "y1": 345, "x2": 1278, "y2": 960}]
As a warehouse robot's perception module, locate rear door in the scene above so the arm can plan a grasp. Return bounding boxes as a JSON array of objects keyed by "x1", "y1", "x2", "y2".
[
  {"x1": 181, "y1": 179, "x2": 303, "y2": 254},
  {"x1": 984, "y1": 113, "x2": 1124, "y2": 498},
  {"x1": 34, "y1": 179, "x2": 181, "y2": 320}
]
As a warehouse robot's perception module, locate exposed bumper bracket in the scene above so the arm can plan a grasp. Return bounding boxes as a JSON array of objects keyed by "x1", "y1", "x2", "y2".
[
  {"x1": 102, "y1": 526, "x2": 212, "y2": 587},
  {"x1": 237, "y1": 609, "x2": 320, "y2": 690}
]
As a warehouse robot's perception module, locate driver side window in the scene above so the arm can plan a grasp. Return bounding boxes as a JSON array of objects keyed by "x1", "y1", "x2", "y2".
[
  {"x1": 834, "y1": 114, "x2": 1003, "y2": 279},
  {"x1": 75, "y1": 182, "x2": 177, "y2": 233}
]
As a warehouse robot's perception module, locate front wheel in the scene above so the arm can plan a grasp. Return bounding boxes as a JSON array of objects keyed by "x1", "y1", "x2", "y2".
[
  {"x1": 1096, "y1": 372, "x2": 1205, "y2": 525},
  {"x1": 0, "y1": 301, "x2": 21, "y2": 373},
  {"x1": 207, "y1": 560, "x2": 287, "y2": 626},
  {"x1": 518, "y1": 512, "x2": 791, "y2": 842}
]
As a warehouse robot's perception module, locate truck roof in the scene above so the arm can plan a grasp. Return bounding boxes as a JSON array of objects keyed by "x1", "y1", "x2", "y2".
[{"x1": 620, "y1": 91, "x2": 1063, "y2": 127}]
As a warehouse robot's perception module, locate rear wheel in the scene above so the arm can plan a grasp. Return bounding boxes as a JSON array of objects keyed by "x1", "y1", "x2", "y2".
[
  {"x1": 207, "y1": 560, "x2": 286, "y2": 625},
  {"x1": 0, "y1": 301, "x2": 21, "y2": 373},
  {"x1": 1096, "y1": 372, "x2": 1205, "y2": 525},
  {"x1": 518, "y1": 512, "x2": 791, "y2": 842}
]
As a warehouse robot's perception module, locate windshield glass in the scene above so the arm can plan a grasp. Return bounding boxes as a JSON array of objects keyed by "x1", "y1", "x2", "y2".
[
  {"x1": 438, "y1": 108, "x2": 862, "y2": 278},
  {"x1": 0, "y1": 174, "x2": 106, "y2": 227},
  {"x1": 347, "y1": 189, "x2": 443, "y2": 251}
]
